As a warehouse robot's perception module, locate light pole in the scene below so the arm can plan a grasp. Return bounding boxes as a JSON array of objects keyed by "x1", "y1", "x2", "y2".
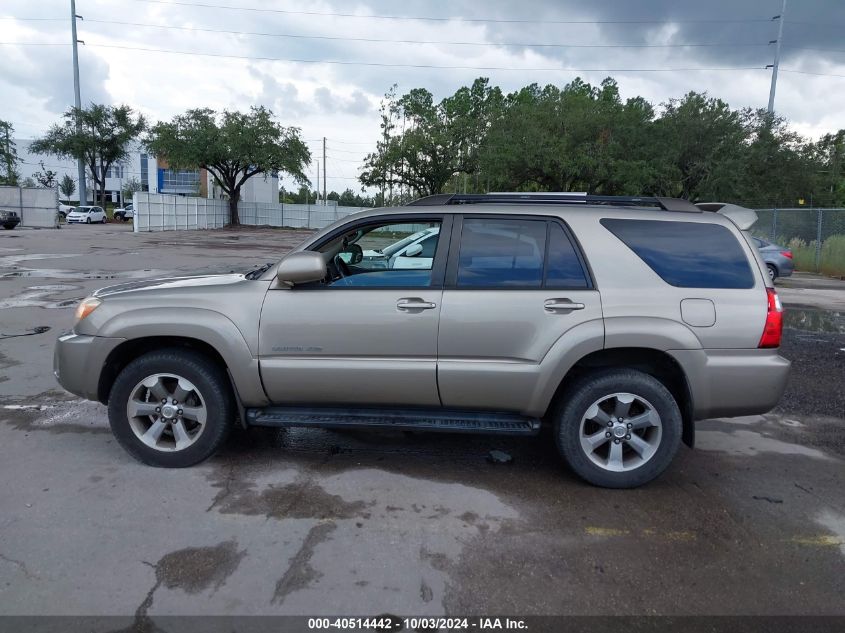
[
  {"x1": 70, "y1": 0, "x2": 87, "y2": 203},
  {"x1": 767, "y1": 0, "x2": 787, "y2": 114}
]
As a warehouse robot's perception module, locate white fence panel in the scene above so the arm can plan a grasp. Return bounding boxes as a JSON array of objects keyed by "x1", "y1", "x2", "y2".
[
  {"x1": 0, "y1": 186, "x2": 59, "y2": 228},
  {"x1": 134, "y1": 192, "x2": 230, "y2": 232},
  {"x1": 133, "y1": 193, "x2": 371, "y2": 232}
]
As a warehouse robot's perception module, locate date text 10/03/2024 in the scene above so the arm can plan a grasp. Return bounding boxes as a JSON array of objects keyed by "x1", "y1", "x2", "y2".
[{"x1": 306, "y1": 617, "x2": 528, "y2": 630}]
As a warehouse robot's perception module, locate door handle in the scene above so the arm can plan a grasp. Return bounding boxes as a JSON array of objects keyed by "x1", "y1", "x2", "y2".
[
  {"x1": 397, "y1": 297, "x2": 437, "y2": 311},
  {"x1": 544, "y1": 298, "x2": 586, "y2": 313}
]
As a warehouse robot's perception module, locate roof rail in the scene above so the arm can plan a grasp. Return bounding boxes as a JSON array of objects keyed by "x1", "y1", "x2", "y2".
[{"x1": 407, "y1": 193, "x2": 700, "y2": 213}]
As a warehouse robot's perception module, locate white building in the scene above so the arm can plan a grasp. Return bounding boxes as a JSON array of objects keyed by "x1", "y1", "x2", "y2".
[{"x1": 15, "y1": 140, "x2": 279, "y2": 205}]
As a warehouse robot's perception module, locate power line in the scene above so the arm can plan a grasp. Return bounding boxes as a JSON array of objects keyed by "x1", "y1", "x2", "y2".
[
  {"x1": 128, "y1": 0, "x2": 773, "y2": 25},
  {"x1": 780, "y1": 68, "x2": 845, "y2": 78},
  {"x1": 31, "y1": 41, "x2": 768, "y2": 73},
  {"x1": 73, "y1": 18, "x2": 772, "y2": 50},
  {"x1": 0, "y1": 17, "x2": 64, "y2": 21}
]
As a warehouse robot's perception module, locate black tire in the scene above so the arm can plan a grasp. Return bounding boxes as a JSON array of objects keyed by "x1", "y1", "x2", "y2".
[
  {"x1": 107, "y1": 348, "x2": 234, "y2": 467},
  {"x1": 767, "y1": 264, "x2": 778, "y2": 281},
  {"x1": 2, "y1": 224, "x2": 13, "y2": 230},
  {"x1": 86, "y1": 217, "x2": 91, "y2": 224},
  {"x1": 553, "y1": 369, "x2": 682, "y2": 488}
]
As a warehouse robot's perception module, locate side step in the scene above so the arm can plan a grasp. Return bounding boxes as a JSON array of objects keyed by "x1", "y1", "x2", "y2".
[{"x1": 245, "y1": 406, "x2": 541, "y2": 435}]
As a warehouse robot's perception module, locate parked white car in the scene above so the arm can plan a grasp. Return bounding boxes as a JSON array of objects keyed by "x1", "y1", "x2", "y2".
[
  {"x1": 66, "y1": 206, "x2": 107, "y2": 224},
  {"x1": 58, "y1": 204, "x2": 75, "y2": 219},
  {"x1": 359, "y1": 227, "x2": 440, "y2": 269},
  {"x1": 114, "y1": 203, "x2": 134, "y2": 222}
]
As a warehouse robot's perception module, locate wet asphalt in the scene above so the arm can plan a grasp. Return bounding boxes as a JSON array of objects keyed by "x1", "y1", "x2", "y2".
[{"x1": 0, "y1": 223, "x2": 843, "y2": 619}]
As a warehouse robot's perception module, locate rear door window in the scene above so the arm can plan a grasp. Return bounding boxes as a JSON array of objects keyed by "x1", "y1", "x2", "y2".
[
  {"x1": 455, "y1": 217, "x2": 590, "y2": 289},
  {"x1": 457, "y1": 218, "x2": 546, "y2": 288},
  {"x1": 600, "y1": 218, "x2": 754, "y2": 289}
]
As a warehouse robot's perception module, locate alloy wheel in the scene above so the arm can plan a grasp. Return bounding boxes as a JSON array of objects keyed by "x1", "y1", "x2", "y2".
[
  {"x1": 578, "y1": 392, "x2": 662, "y2": 472},
  {"x1": 126, "y1": 373, "x2": 207, "y2": 452}
]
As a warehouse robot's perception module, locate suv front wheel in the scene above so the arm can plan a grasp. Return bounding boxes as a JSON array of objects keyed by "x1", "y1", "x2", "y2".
[
  {"x1": 554, "y1": 369, "x2": 682, "y2": 488},
  {"x1": 107, "y1": 349, "x2": 234, "y2": 467}
]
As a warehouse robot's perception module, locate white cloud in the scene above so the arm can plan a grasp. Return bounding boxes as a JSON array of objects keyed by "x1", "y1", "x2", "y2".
[{"x1": 2, "y1": 0, "x2": 844, "y2": 193}]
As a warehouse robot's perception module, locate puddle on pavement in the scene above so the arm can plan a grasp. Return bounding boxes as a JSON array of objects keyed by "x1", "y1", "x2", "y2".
[
  {"x1": 0, "y1": 253, "x2": 79, "y2": 266},
  {"x1": 0, "y1": 285, "x2": 83, "y2": 309},
  {"x1": 696, "y1": 427, "x2": 833, "y2": 460},
  {"x1": 784, "y1": 308, "x2": 845, "y2": 333},
  {"x1": 1, "y1": 268, "x2": 171, "y2": 280}
]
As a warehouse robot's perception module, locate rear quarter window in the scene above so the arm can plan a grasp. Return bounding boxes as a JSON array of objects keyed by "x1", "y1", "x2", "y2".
[{"x1": 600, "y1": 218, "x2": 755, "y2": 289}]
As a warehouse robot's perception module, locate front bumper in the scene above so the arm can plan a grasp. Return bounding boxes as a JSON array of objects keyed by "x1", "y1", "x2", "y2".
[{"x1": 53, "y1": 333, "x2": 125, "y2": 401}]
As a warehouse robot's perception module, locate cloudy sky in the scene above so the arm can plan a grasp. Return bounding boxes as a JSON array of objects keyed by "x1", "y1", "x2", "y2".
[{"x1": 2, "y1": 0, "x2": 844, "y2": 194}]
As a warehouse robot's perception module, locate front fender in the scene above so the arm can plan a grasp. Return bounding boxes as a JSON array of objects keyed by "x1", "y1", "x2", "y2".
[{"x1": 79, "y1": 306, "x2": 268, "y2": 406}]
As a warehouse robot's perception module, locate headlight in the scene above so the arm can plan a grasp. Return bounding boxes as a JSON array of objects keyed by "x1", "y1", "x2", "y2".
[{"x1": 75, "y1": 297, "x2": 102, "y2": 322}]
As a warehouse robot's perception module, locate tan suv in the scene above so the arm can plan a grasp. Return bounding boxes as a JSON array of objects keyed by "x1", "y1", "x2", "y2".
[{"x1": 54, "y1": 194, "x2": 790, "y2": 488}]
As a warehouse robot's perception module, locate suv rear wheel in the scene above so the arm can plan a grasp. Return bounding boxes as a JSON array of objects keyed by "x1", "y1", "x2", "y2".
[
  {"x1": 107, "y1": 349, "x2": 233, "y2": 467},
  {"x1": 554, "y1": 369, "x2": 682, "y2": 488}
]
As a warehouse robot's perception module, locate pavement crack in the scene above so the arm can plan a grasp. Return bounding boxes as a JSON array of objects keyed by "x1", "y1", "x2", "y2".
[
  {"x1": 0, "y1": 552, "x2": 37, "y2": 579},
  {"x1": 206, "y1": 462, "x2": 236, "y2": 513}
]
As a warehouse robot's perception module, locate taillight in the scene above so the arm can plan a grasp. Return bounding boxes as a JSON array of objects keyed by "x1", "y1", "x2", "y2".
[
  {"x1": 781, "y1": 250, "x2": 793, "y2": 259},
  {"x1": 758, "y1": 287, "x2": 783, "y2": 348}
]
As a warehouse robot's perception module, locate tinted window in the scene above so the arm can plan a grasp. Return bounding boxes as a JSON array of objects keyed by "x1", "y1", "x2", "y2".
[
  {"x1": 545, "y1": 222, "x2": 589, "y2": 288},
  {"x1": 457, "y1": 219, "x2": 546, "y2": 288},
  {"x1": 600, "y1": 219, "x2": 754, "y2": 289}
]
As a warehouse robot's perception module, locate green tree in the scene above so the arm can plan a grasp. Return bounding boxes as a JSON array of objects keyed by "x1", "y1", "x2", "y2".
[
  {"x1": 0, "y1": 119, "x2": 20, "y2": 186},
  {"x1": 480, "y1": 78, "x2": 656, "y2": 194},
  {"x1": 361, "y1": 79, "x2": 502, "y2": 198},
  {"x1": 146, "y1": 107, "x2": 310, "y2": 225},
  {"x1": 33, "y1": 160, "x2": 58, "y2": 188},
  {"x1": 30, "y1": 104, "x2": 146, "y2": 207},
  {"x1": 121, "y1": 176, "x2": 143, "y2": 205},
  {"x1": 21, "y1": 177, "x2": 36, "y2": 188},
  {"x1": 59, "y1": 174, "x2": 77, "y2": 201}
]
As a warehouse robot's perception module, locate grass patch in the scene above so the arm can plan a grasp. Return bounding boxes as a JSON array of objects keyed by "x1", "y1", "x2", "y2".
[{"x1": 785, "y1": 235, "x2": 845, "y2": 277}]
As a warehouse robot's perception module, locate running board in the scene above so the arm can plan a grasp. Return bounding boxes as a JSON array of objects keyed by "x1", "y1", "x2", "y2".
[{"x1": 245, "y1": 406, "x2": 541, "y2": 435}]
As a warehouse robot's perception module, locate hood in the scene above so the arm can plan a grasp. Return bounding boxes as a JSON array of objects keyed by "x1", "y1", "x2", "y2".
[{"x1": 93, "y1": 273, "x2": 246, "y2": 298}]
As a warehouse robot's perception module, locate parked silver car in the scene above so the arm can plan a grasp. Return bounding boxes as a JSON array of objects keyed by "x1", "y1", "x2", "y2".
[
  {"x1": 54, "y1": 194, "x2": 790, "y2": 488},
  {"x1": 751, "y1": 237, "x2": 794, "y2": 280}
]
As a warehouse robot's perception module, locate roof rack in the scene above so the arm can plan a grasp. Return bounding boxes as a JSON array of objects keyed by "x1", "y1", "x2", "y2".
[{"x1": 407, "y1": 193, "x2": 700, "y2": 213}]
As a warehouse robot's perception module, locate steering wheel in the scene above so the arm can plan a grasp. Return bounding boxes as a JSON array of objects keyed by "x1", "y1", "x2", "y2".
[{"x1": 333, "y1": 255, "x2": 351, "y2": 277}]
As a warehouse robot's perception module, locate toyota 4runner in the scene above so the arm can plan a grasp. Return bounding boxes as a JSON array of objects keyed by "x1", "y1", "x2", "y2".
[{"x1": 54, "y1": 194, "x2": 790, "y2": 488}]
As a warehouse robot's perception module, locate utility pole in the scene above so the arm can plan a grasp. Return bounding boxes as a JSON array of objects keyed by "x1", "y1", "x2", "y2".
[
  {"x1": 316, "y1": 160, "x2": 320, "y2": 206},
  {"x1": 322, "y1": 137, "x2": 327, "y2": 205},
  {"x1": 70, "y1": 0, "x2": 86, "y2": 204},
  {"x1": 767, "y1": 0, "x2": 787, "y2": 114}
]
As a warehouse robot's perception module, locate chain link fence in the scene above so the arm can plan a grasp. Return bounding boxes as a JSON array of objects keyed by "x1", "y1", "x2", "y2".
[{"x1": 753, "y1": 208, "x2": 845, "y2": 277}]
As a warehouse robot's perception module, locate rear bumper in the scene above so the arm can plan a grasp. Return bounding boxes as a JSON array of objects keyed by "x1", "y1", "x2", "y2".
[
  {"x1": 668, "y1": 348, "x2": 791, "y2": 420},
  {"x1": 53, "y1": 333, "x2": 125, "y2": 401},
  {"x1": 775, "y1": 257, "x2": 795, "y2": 277}
]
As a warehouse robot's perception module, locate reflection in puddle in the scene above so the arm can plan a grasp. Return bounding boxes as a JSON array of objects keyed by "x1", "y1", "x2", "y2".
[
  {"x1": 0, "y1": 285, "x2": 83, "y2": 310},
  {"x1": 784, "y1": 308, "x2": 845, "y2": 333},
  {"x1": 1, "y1": 268, "x2": 170, "y2": 280},
  {"x1": 696, "y1": 428, "x2": 832, "y2": 460}
]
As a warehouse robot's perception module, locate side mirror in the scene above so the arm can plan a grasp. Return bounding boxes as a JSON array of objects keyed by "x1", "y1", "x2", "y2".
[
  {"x1": 405, "y1": 243, "x2": 424, "y2": 257},
  {"x1": 276, "y1": 251, "x2": 326, "y2": 286}
]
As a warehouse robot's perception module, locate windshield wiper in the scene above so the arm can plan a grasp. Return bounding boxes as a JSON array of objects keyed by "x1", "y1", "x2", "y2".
[{"x1": 244, "y1": 262, "x2": 273, "y2": 280}]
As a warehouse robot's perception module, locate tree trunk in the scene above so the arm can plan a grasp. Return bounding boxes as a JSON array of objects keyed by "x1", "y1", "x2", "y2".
[{"x1": 229, "y1": 187, "x2": 241, "y2": 226}]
